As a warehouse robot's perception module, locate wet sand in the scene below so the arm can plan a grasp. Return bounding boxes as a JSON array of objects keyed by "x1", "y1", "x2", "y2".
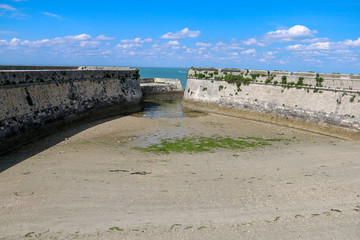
[{"x1": 0, "y1": 106, "x2": 359, "y2": 239}]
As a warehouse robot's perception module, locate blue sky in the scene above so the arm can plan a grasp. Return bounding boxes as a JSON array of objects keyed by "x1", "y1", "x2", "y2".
[{"x1": 1, "y1": 0, "x2": 360, "y2": 73}]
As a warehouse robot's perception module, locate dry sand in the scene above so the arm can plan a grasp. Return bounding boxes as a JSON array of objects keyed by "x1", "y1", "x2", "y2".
[{"x1": 0, "y1": 112, "x2": 359, "y2": 239}]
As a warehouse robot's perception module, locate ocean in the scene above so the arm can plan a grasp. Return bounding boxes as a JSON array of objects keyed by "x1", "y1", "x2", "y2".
[
  {"x1": 130, "y1": 67, "x2": 190, "y2": 119},
  {"x1": 136, "y1": 67, "x2": 188, "y2": 90}
]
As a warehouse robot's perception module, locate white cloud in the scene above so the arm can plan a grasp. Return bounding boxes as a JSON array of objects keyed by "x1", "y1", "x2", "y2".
[
  {"x1": 243, "y1": 38, "x2": 257, "y2": 45},
  {"x1": 116, "y1": 43, "x2": 142, "y2": 49},
  {"x1": 307, "y1": 42, "x2": 331, "y2": 50},
  {"x1": 243, "y1": 38, "x2": 266, "y2": 46},
  {"x1": 0, "y1": 31, "x2": 15, "y2": 35},
  {"x1": 242, "y1": 38, "x2": 265, "y2": 47},
  {"x1": 287, "y1": 37, "x2": 360, "y2": 53},
  {"x1": 287, "y1": 42, "x2": 332, "y2": 51},
  {"x1": 333, "y1": 49, "x2": 352, "y2": 54},
  {"x1": 0, "y1": 33, "x2": 165, "y2": 60},
  {"x1": 344, "y1": 37, "x2": 360, "y2": 47},
  {"x1": 196, "y1": 42, "x2": 212, "y2": 47},
  {"x1": 101, "y1": 50, "x2": 113, "y2": 55},
  {"x1": 0, "y1": 40, "x2": 8, "y2": 46},
  {"x1": 160, "y1": 28, "x2": 201, "y2": 39},
  {"x1": 264, "y1": 25, "x2": 317, "y2": 42},
  {"x1": 23, "y1": 39, "x2": 50, "y2": 47},
  {"x1": 0, "y1": 34, "x2": 105, "y2": 49},
  {"x1": 261, "y1": 51, "x2": 276, "y2": 60},
  {"x1": 95, "y1": 34, "x2": 115, "y2": 40},
  {"x1": 9, "y1": 38, "x2": 20, "y2": 48},
  {"x1": 185, "y1": 48, "x2": 195, "y2": 53},
  {"x1": 79, "y1": 41, "x2": 100, "y2": 47},
  {"x1": 143, "y1": 38, "x2": 153, "y2": 43},
  {"x1": 338, "y1": 56, "x2": 358, "y2": 62},
  {"x1": 0, "y1": 4, "x2": 17, "y2": 11},
  {"x1": 120, "y1": 38, "x2": 152, "y2": 44},
  {"x1": 286, "y1": 44, "x2": 304, "y2": 50},
  {"x1": 290, "y1": 50, "x2": 328, "y2": 56},
  {"x1": 168, "y1": 40, "x2": 180, "y2": 45},
  {"x1": 241, "y1": 48, "x2": 256, "y2": 55},
  {"x1": 226, "y1": 44, "x2": 243, "y2": 50},
  {"x1": 43, "y1": 12, "x2": 61, "y2": 19},
  {"x1": 284, "y1": 35, "x2": 360, "y2": 65},
  {"x1": 300, "y1": 37, "x2": 330, "y2": 43},
  {"x1": 211, "y1": 42, "x2": 243, "y2": 51},
  {"x1": 304, "y1": 58, "x2": 322, "y2": 63},
  {"x1": 68, "y1": 34, "x2": 92, "y2": 41},
  {"x1": 0, "y1": 4, "x2": 26, "y2": 18}
]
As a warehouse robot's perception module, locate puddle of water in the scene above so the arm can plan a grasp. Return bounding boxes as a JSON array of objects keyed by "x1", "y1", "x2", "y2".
[
  {"x1": 132, "y1": 98, "x2": 206, "y2": 119},
  {"x1": 130, "y1": 98, "x2": 207, "y2": 147}
]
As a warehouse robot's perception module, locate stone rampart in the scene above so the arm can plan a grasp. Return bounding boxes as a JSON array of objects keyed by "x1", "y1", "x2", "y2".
[
  {"x1": 293, "y1": 71, "x2": 318, "y2": 77},
  {"x1": 184, "y1": 67, "x2": 360, "y2": 139},
  {"x1": 0, "y1": 65, "x2": 79, "y2": 70},
  {"x1": 0, "y1": 67, "x2": 142, "y2": 153},
  {"x1": 270, "y1": 71, "x2": 291, "y2": 76},
  {"x1": 140, "y1": 78, "x2": 183, "y2": 99}
]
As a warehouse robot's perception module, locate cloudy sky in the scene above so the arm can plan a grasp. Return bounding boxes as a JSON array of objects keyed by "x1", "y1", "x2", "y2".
[{"x1": 1, "y1": 0, "x2": 360, "y2": 73}]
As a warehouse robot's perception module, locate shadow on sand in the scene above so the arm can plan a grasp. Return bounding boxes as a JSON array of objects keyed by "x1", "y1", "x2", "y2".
[
  {"x1": 0, "y1": 106, "x2": 141, "y2": 174},
  {"x1": 0, "y1": 98, "x2": 206, "y2": 174}
]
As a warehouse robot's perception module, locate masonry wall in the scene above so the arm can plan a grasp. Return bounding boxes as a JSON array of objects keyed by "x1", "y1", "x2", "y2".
[
  {"x1": 0, "y1": 65, "x2": 79, "y2": 70},
  {"x1": 183, "y1": 68, "x2": 360, "y2": 139},
  {"x1": 140, "y1": 78, "x2": 183, "y2": 99},
  {"x1": 0, "y1": 68, "x2": 142, "y2": 153}
]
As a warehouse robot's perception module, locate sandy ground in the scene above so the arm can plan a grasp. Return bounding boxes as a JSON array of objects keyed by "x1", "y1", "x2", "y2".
[{"x1": 0, "y1": 112, "x2": 359, "y2": 239}]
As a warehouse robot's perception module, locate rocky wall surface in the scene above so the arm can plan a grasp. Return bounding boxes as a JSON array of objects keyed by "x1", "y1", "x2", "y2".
[
  {"x1": 0, "y1": 65, "x2": 79, "y2": 70},
  {"x1": 140, "y1": 78, "x2": 183, "y2": 99},
  {"x1": 184, "y1": 68, "x2": 360, "y2": 139},
  {"x1": 0, "y1": 68, "x2": 136, "y2": 85},
  {"x1": 0, "y1": 68, "x2": 142, "y2": 153}
]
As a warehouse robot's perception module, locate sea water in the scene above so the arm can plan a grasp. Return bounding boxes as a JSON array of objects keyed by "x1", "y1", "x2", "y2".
[
  {"x1": 136, "y1": 67, "x2": 187, "y2": 90},
  {"x1": 131, "y1": 67, "x2": 205, "y2": 119}
]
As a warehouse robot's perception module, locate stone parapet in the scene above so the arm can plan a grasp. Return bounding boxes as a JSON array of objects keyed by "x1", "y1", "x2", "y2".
[
  {"x1": 140, "y1": 78, "x2": 183, "y2": 99},
  {"x1": 0, "y1": 67, "x2": 142, "y2": 154},
  {"x1": 183, "y1": 67, "x2": 360, "y2": 139}
]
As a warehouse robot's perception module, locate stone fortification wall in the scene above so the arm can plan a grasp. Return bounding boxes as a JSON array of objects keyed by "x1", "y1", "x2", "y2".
[
  {"x1": 140, "y1": 78, "x2": 183, "y2": 99},
  {"x1": 187, "y1": 68, "x2": 360, "y2": 89},
  {"x1": 0, "y1": 65, "x2": 132, "y2": 71},
  {"x1": 78, "y1": 66, "x2": 132, "y2": 70},
  {"x1": 0, "y1": 68, "x2": 142, "y2": 153},
  {"x1": 0, "y1": 65, "x2": 79, "y2": 70},
  {"x1": 0, "y1": 68, "x2": 134, "y2": 85},
  {"x1": 184, "y1": 67, "x2": 360, "y2": 139}
]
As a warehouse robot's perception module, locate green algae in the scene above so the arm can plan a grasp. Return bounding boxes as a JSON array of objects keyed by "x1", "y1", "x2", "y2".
[
  {"x1": 108, "y1": 226, "x2": 124, "y2": 232},
  {"x1": 134, "y1": 136, "x2": 288, "y2": 154}
]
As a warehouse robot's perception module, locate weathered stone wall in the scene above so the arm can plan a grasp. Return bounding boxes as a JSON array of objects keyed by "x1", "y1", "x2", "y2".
[
  {"x1": 0, "y1": 68, "x2": 137, "y2": 85},
  {"x1": 0, "y1": 68, "x2": 142, "y2": 153},
  {"x1": 0, "y1": 65, "x2": 132, "y2": 71},
  {"x1": 184, "y1": 68, "x2": 360, "y2": 139},
  {"x1": 140, "y1": 78, "x2": 183, "y2": 99},
  {"x1": 0, "y1": 65, "x2": 79, "y2": 70}
]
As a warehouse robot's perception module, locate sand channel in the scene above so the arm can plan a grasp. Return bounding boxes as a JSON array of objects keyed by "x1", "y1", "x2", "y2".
[{"x1": 0, "y1": 100, "x2": 359, "y2": 239}]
